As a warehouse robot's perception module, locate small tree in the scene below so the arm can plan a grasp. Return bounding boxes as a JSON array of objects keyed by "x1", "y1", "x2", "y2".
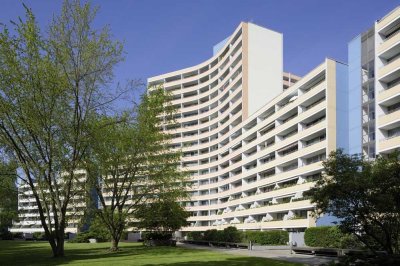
[
  {"x1": 85, "y1": 87, "x2": 187, "y2": 251},
  {"x1": 135, "y1": 199, "x2": 189, "y2": 233},
  {"x1": 306, "y1": 149, "x2": 400, "y2": 254}
]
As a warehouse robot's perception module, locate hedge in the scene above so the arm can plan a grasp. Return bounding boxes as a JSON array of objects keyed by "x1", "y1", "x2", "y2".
[
  {"x1": 186, "y1": 227, "x2": 288, "y2": 245},
  {"x1": 242, "y1": 230, "x2": 289, "y2": 245},
  {"x1": 304, "y1": 226, "x2": 343, "y2": 248}
]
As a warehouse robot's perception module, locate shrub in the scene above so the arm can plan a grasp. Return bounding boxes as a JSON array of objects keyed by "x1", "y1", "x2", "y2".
[
  {"x1": 33, "y1": 232, "x2": 47, "y2": 240},
  {"x1": 142, "y1": 231, "x2": 173, "y2": 241},
  {"x1": 186, "y1": 231, "x2": 203, "y2": 241},
  {"x1": 68, "y1": 232, "x2": 91, "y2": 243},
  {"x1": 242, "y1": 230, "x2": 288, "y2": 245},
  {"x1": 0, "y1": 230, "x2": 13, "y2": 240},
  {"x1": 12, "y1": 232, "x2": 23, "y2": 239},
  {"x1": 203, "y1": 229, "x2": 219, "y2": 242},
  {"x1": 305, "y1": 226, "x2": 344, "y2": 248},
  {"x1": 222, "y1": 226, "x2": 242, "y2": 243}
]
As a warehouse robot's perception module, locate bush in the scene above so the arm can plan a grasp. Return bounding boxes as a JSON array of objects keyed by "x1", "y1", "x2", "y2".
[
  {"x1": 33, "y1": 232, "x2": 47, "y2": 240},
  {"x1": 201, "y1": 227, "x2": 243, "y2": 243},
  {"x1": 142, "y1": 231, "x2": 173, "y2": 241},
  {"x1": 68, "y1": 232, "x2": 91, "y2": 243},
  {"x1": 0, "y1": 230, "x2": 13, "y2": 240},
  {"x1": 186, "y1": 231, "x2": 203, "y2": 241},
  {"x1": 222, "y1": 226, "x2": 242, "y2": 243},
  {"x1": 203, "y1": 229, "x2": 219, "y2": 242},
  {"x1": 242, "y1": 230, "x2": 289, "y2": 245},
  {"x1": 305, "y1": 226, "x2": 344, "y2": 248},
  {"x1": 12, "y1": 232, "x2": 23, "y2": 239}
]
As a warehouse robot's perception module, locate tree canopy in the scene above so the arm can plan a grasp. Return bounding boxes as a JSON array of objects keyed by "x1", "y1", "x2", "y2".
[{"x1": 306, "y1": 150, "x2": 400, "y2": 255}]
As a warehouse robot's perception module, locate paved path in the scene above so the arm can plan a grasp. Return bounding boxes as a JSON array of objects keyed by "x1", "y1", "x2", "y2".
[{"x1": 178, "y1": 243, "x2": 336, "y2": 266}]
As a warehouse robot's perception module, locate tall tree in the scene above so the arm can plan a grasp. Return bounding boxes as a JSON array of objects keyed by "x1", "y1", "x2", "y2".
[
  {"x1": 85, "y1": 87, "x2": 188, "y2": 251},
  {"x1": 306, "y1": 150, "x2": 400, "y2": 255},
  {"x1": 0, "y1": 0, "x2": 125, "y2": 257}
]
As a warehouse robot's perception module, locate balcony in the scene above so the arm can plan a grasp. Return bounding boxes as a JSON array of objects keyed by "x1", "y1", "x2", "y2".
[{"x1": 378, "y1": 110, "x2": 400, "y2": 127}]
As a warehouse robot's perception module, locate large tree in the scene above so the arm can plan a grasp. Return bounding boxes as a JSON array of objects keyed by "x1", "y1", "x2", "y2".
[
  {"x1": 85, "y1": 87, "x2": 188, "y2": 251},
  {"x1": 0, "y1": 0, "x2": 125, "y2": 257},
  {"x1": 306, "y1": 150, "x2": 400, "y2": 255}
]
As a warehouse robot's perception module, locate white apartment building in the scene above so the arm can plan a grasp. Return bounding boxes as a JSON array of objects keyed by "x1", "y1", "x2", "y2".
[
  {"x1": 148, "y1": 22, "x2": 349, "y2": 232},
  {"x1": 11, "y1": 6, "x2": 400, "y2": 236},
  {"x1": 10, "y1": 171, "x2": 87, "y2": 234}
]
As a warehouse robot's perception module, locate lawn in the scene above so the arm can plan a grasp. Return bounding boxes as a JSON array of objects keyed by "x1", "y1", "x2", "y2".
[{"x1": 0, "y1": 241, "x2": 301, "y2": 266}]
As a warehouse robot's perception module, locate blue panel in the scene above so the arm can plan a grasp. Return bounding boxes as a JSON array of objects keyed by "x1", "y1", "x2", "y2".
[{"x1": 347, "y1": 36, "x2": 362, "y2": 155}]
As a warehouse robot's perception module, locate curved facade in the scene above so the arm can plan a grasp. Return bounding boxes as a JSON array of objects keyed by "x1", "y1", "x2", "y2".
[{"x1": 149, "y1": 22, "x2": 346, "y2": 232}]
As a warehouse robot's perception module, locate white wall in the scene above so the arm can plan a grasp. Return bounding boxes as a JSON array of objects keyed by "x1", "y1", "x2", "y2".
[{"x1": 247, "y1": 23, "x2": 283, "y2": 116}]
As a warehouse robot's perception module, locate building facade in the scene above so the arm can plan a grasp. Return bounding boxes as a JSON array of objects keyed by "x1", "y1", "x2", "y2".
[
  {"x1": 10, "y1": 171, "x2": 87, "y2": 235},
  {"x1": 148, "y1": 22, "x2": 348, "y2": 232},
  {"x1": 348, "y1": 6, "x2": 400, "y2": 158},
  {"x1": 11, "y1": 6, "x2": 400, "y2": 236}
]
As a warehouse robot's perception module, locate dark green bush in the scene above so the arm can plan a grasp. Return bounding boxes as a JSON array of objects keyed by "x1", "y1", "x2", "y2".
[
  {"x1": 242, "y1": 230, "x2": 289, "y2": 245},
  {"x1": 142, "y1": 231, "x2": 173, "y2": 241},
  {"x1": 12, "y1": 232, "x2": 23, "y2": 239},
  {"x1": 222, "y1": 226, "x2": 242, "y2": 243},
  {"x1": 0, "y1": 230, "x2": 13, "y2": 240},
  {"x1": 203, "y1": 229, "x2": 219, "y2": 242},
  {"x1": 304, "y1": 226, "x2": 344, "y2": 248},
  {"x1": 186, "y1": 231, "x2": 203, "y2": 241},
  {"x1": 68, "y1": 232, "x2": 91, "y2": 243},
  {"x1": 33, "y1": 232, "x2": 47, "y2": 240}
]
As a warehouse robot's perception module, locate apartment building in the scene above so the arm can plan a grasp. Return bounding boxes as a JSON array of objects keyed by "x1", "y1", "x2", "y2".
[
  {"x1": 10, "y1": 6, "x2": 399, "y2": 236},
  {"x1": 148, "y1": 22, "x2": 348, "y2": 233},
  {"x1": 10, "y1": 171, "x2": 87, "y2": 235},
  {"x1": 348, "y1": 6, "x2": 400, "y2": 158}
]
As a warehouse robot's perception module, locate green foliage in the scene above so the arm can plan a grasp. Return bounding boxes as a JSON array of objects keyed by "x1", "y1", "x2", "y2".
[
  {"x1": 69, "y1": 216, "x2": 111, "y2": 243},
  {"x1": 242, "y1": 230, "x2": 289, "y2": 245},
  {"x1": 200, "y1": 227, "x2": 243, "y2": 243},
  {"x1": 0, "y1": 230, "x2": 13, "y2": 240},
  {"x1": 203, "y1": 229, "x2": 219, "y2": 242},
  {"x1": 0, "y1": 161, "x2": 18, "y2": 232},
  {"x1": 222, "y1": 227, "x2": 242, "y2": 243},
  {"x1": 0, "y1": 0, "x2": 126, "y2": 257},
  {"x1": 68, "y1": 232, "x2": 91, "y2": 243},
  {"x1": 304, "y1": 226, "x2": 343, "y2": 248},
  {"x1": 88, "y1": 217, "x2": 110, "y2": 242},
  {"x1": 33, "y1": 232, "x2": 47, "y2": 241},
  {"x1": 142, "y1": 231, "x2": 173, "y2": 241},
  {"x1": 186, "y1": 231, "x2": 203, "y2": 241},
  {"x1": 304, "y1": 226, "x2": 362, "y2": 249},
  {"x1": 306, "y1": 150, "x2": 400, "y2": 254},
  {"x1": 135, "y1": 200, "x2": 189, "y2": 232},
  {"x1": 87, "y1": 86, "x2": 187, "y2": 250}
]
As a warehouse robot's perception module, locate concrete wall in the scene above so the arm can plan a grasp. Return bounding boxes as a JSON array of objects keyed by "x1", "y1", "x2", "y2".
[{"x1": 246, "y1": 23, "x2": 283, "y2": 117}]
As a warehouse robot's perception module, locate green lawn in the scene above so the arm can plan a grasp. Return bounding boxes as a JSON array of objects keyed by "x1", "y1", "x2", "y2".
[{"x1": 0, "y1": 241, "x2": 301, "y2": 266}]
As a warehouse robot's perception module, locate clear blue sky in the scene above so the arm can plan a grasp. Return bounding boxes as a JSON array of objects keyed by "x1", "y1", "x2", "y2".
[{"x1": 0, "y1": 0, "x2": 399, "y2": 83}]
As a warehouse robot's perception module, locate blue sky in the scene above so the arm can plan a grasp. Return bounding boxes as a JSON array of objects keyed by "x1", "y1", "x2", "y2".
[{"x1": 0, "y1": 0, "x2": 398, "y2": 84}]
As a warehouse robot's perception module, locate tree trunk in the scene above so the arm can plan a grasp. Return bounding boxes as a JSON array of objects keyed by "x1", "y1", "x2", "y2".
[
  {"x1": 110, "y1": 237, "x2": 120, "y2": 252},
  {"x1": 55, "y1": 233, "x2": 65, "y2": 257}
]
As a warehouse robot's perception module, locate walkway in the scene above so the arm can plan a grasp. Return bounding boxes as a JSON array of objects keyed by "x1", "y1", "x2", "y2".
[{"x1": 178, "y1": 243, "x2": 336, "y2": 266}]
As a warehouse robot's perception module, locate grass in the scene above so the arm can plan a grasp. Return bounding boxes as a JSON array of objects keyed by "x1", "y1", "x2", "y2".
[{"x1": 0, "y1": 240, "x2": 302, "y2": 266}]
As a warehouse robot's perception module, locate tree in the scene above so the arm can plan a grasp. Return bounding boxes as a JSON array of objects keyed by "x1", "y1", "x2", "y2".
[
  {"x1": 0, "y1": 0, "x2": 125, "y2": 257},
  {"x1": 135, "y1": 198, "x2": 189, "y2": 233},
  {"x1": 85, "y1": 87, "x2": 188, "y2": 251},
  {"x1": 306, "y1": 149, "x2": 400, "y2": 255},
  {"x1": 0, "y1": 160, "x2": 18, "y2": 234}
]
